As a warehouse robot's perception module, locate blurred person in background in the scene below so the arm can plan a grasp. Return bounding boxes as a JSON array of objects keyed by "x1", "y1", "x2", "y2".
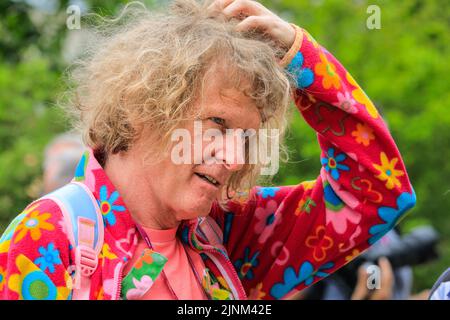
[
  {"x1": 0, "y1": 0, "x2": 416, "y2": 300},
  {"x1": 42, "y1": 132, "x2": 85, "y2": 194}
]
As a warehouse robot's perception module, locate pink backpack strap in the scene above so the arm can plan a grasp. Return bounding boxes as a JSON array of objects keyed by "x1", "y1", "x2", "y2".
[{"x1": 40, "y1": 181, "x2": 104, "y2": 300}]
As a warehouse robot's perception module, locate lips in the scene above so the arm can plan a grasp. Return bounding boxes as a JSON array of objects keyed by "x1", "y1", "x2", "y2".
[{"x1": 194, "y1": 172, "x2": 221, "y2": 187}]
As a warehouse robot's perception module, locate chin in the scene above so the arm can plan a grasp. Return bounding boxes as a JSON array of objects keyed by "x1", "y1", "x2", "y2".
[{"x1": 178, "y1": 199, "x2": 213, "y2": 221}]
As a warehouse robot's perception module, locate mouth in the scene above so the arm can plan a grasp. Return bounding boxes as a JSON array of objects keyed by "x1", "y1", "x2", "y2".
[{"x1": 194, "y1": 172, "x2": 221, "y2": 188}]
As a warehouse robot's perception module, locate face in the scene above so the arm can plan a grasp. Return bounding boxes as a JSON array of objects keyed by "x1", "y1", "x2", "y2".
[{"x1": 138, "y1": 71, "x2": 261, "y2": 224}]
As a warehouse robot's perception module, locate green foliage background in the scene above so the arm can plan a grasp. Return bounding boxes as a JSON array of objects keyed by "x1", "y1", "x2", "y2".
[{"x1": 0, "y1": 0, "x2": 448, "y2": 293}]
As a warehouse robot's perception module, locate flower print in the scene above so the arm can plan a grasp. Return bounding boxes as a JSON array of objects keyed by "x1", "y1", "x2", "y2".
[
  {"x1": 254, "y1": 200, "x2": 282, "y2": 243},
  {"x1": 286, "y1": 51, "x2": 314, "y2": 88},
  {"x1": 256, "y1": 187, "x2": 280, "y2": 199},
  {"x1": 248, "y1": 282, "x2": 266, "y2": 300},
  {"x1": 300, "y1": 180, "x2": 316, "y2": 191},
  {"x1": 8, "y1": 254, "x2": 70, "y2": 300},
  {"x1": 134, "y1": 249, "x2": 155, "y2": 270},
  {"x1": 0, "y1": 266, "x2": 6, "y2": 291},
  {"x1": 352, "y1": 123, "x2": 375, "y2": 147},
  {"x1": 305, "y1": 226, "x2": 334, "y2": 262},
  {"x1": 0, "y1": 209, "x2": 29, "y2": 253},
  {"x1": 324, "y1": 182, "x2": 362, "y2": 234},
  {"x1": 345, "y1": 249, "x2": 360, "y2": 263},
  {"x1": 34, "y1": 243, "x2": 62, "y2": 273},
  {"x1": 369, "y1": 192, "x2": 416, "y2": 245},
  {"x1": 346, "y1": 72, "x2": 379, "y2": 118},
  {"x1": 125, "y1": 275, "x2": 154, "y2": 300},
  {"x1": 335, "y1": 91, "x2": 358, "y2": 114},
  {"x1": 373, "y1": 152, "x2": 405, "y2": 190},
  {"x1": 234, "y1": 247, "x2": 260, "y2": 280},
  {"x1": 321, "y1": 148, "x2": 350, "y2": 180},
  {"x1": 97, "y1": 185, "x2": 126, "y2": 226},
  {"x1": 14, "y1": 209, "x2": 54, "y2": 244},
  {"x1": 295, "y1": 197, "x2": 316, "y2": 215},
  {"x1": 99, "y1": 243, "x2": 118, "y2": 261},
  {"x1": 315, "y1": 53, "x2": 341, "y2": 89},
  {"x1": 95, "y1": 286, "x2": 105, "y2": 300},
  {"x1": 351, "y1": 177, "x2": 383, "y2": 204},
  {"x1": 270, "y1": 261, "x2": 334, "y2": 299}
]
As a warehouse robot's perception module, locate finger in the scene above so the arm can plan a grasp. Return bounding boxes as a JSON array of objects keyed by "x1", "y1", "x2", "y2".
[
  {"x1": 206, "y1": 0, "x2": 235, "y2": 16},
  {"x1": 235, "y1": 15, "x2": 274, "y2": 33},
  {"x1": 222, "y1": 0, "x2": 265, "y2": 20},
  {"x1": 372, "y1": 258, "x2": 394, "y2": 300},
  {"x1": 351, "y1": 265, "x2": 370, "y2": 300}
]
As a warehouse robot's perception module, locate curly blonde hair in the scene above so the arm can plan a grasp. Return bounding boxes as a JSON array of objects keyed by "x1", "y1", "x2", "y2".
[{"x1": 65, "y1": 0, "x2": 293, "y2": 196}]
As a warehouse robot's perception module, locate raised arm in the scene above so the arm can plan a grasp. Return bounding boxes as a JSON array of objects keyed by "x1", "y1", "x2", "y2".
[{"x1": 208, "y1": 0, "x2": 416, "y2": 300}]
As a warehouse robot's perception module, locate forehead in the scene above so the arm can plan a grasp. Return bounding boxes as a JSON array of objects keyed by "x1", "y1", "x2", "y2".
[{"x1": 197, "y1": 71, "x2": 262, "y2": 131}]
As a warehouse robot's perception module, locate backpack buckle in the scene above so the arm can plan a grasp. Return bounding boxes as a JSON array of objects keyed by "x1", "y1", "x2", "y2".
[{"x1": 75, "y1": 245, "x2": 98, "y2": 277}]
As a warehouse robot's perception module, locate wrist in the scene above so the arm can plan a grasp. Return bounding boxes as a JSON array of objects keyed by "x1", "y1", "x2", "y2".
[{"x1": 279, "y1": 24, "x2": 303, "y2": 68}]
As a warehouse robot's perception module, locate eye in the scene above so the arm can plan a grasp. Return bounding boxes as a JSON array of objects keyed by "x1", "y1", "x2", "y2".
[{"x1": 209, "y1": 117, "x2": 225, "y2": 126}]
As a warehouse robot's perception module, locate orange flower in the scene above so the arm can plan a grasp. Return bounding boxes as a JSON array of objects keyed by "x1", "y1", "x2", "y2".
[
  {"x1": 315, "y1": 53, "x2": 341, "y2": 89},
  {"x1": 345, "y1": 249, "x2": 360, "y2": 263},
  {"x1": 346, "y1": 72, "x2": 379, "y2": 118},
  {"x1": 373, "y1": 152, "x2": 405, "y2": 190},
  {"x1": 305, "y1": 226, "x2": 334, "y2": 262},
  {"x1": 248, "y1": 282, "x2": 266, "y2": 300},
  {"x1": 352, "y1": 123, "x2": 375, "y2": 146},
  {"x1": 14, "y1": 210, "x2": 54, "y2": 243},
  {"x1": 135, "y1": 250, "x2": 154, "y2": 270}
]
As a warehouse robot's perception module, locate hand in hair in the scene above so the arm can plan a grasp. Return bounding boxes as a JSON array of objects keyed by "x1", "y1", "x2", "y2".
[{"x1": 207, "y1": 0, "x2": 296, "y2": 50}]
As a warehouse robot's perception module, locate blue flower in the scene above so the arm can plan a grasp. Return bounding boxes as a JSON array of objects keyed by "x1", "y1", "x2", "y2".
[
  {"x1": 270, "y1": 261, "x2": 334, "y2": 299},
  {"x1": 323, "y1": 181, "x2": 345, "y2": 211},
  {"x1": 256, "y1": 187, "x2": 280, "y2": 199},
  {"x1": 97, "y1": 185, "x2": 126, "y2": 226},
  {"x1": 233, "y1": 247, "x2": 260, "y2": 280},
  {"x1": 369, "y1": 191, "x2": 416, "y2": 244},
  {"x1": 321, "y1": 148, "x2": 350, "y2": 180},
  {"x1": 34, "y1": 243, "x2": 62, "y2": 273},
  {"x1": 286, "y1": 52, "x2": 315, "y2": 88}
]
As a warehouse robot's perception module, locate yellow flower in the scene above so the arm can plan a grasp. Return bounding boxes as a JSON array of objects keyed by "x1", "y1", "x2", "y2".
[
  {"x1": 346, "y1": 72, "x2": 379, "y2": 119},
  {"x1": 352, "y1": 123, "x2": 375, "y2": 146},
  {"x1": 8, "y1": 254, "x2": 70, "y2": 300},
  {"x1": 315, "y1": 53, "x2": 341, "y2": 89},
  {"x1": 248, "y1": 282, "x2": 266, "y2": 300},
  {"x1": 216, "y1": 276, "x2": 231, "y2": 291},
  {"x1": 373, "y1": 152, "x2": 405, "y2": 190},
  {"x1": 14, "y1": 209, "x2": 54, "y2": 243},
  {"x1": 99, "y1": 243, "x2": 118, "y2": 260},
  {"x1": 300, "y1": 180, "x2": 316, "y2": 191}
]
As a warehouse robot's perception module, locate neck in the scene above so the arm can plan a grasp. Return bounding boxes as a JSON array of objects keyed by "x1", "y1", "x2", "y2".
[{"x1": 103, "y1": 151, "x2": 180, "y2": 230}]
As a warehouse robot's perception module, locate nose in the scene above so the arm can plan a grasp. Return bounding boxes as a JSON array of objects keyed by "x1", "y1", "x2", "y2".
[
  {"x1": 208, "y1": 131, "x2": 245, "y2": 172},
  {"x1": 223, "y1": 161, "x2": 244, "y2": 172}
]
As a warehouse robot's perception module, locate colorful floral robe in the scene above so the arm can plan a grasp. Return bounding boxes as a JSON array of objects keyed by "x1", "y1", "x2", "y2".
[{"x1": 0, "y1": 27, "x2": 416, "y2": 300}]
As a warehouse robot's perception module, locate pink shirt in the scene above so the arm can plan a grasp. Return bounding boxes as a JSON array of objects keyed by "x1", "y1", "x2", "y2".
[{"x1": 123, "y1": 225, "x2": 207, "y2": 299}]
